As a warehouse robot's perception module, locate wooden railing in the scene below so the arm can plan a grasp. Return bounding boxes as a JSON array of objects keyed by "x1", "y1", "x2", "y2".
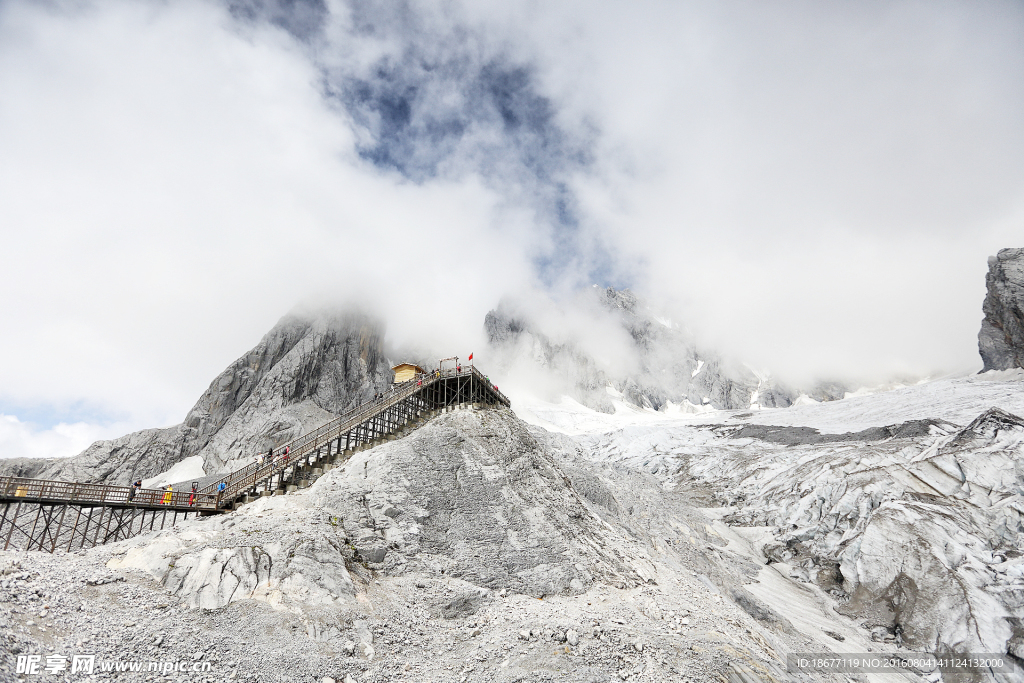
[
  {"x1": 200, "y1": 372, "x2": 435, "y2": 496},
  {"x1": 0, "y1": 476, "x2": 217, "y2": 511},
  {"x1": 1, "y1": 365, "x2": 510, "y2": 514},
  {"x1": 204, "y1": 365, "x2": 509, "y2": 503}
]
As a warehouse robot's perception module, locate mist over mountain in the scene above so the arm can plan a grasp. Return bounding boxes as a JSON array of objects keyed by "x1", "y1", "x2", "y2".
[
  {"x1": 484, "y1": 286, "x2": 846, "y2": 413},
  {"x1": 0, "y1": 285, "x2": 864, "y2": 483},
  {"x1": 1, "y1": 0, "x2": 1022, "y2": 678},
  {"x1": 0, "y1": 287, "x2": 851, "y2": 484},
  {"x1": 0, "y1": 311, "x2": 392, "y2": 485},
  {"x1": 4, "y1": 254, "x2": 1024, "y2": 681}
]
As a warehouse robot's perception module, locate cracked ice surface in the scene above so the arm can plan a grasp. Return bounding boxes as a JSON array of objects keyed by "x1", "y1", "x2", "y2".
[{"x1": 517, "y1": 372, "x2": 1024, "y2": 677}]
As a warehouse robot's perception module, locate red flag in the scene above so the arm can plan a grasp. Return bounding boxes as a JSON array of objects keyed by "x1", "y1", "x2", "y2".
[{"x1": 468, "y1": 352, "x2": 474, "y2": 361}]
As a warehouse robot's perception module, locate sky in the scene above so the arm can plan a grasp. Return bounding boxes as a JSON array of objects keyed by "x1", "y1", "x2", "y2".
[{"x1": 1, "y1": 0, "x2": 1022, "y2": 459}]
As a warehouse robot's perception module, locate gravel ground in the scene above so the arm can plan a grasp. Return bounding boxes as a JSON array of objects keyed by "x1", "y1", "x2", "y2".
[
  {"x1": 1, "y1": 548, "x2": 820, "y2": 683},
  {"x1": 0, "y1": 408, "x2": 923, "y2": 683}
]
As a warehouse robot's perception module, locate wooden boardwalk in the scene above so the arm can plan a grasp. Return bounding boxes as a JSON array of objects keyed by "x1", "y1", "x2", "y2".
[{"x1": 0, "y1": 365, "x2": 509, "y2": 552}]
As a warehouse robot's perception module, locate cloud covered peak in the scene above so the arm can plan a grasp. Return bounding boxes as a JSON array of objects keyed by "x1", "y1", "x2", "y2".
[{"x1": 0, "y1": 0, "x2": 1021, "y2": 457}]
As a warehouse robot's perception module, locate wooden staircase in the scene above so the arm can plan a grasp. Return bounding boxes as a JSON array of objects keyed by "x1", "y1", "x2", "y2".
[{"x1": 0, "y1": 365, "x2": 509, "y2": 552}]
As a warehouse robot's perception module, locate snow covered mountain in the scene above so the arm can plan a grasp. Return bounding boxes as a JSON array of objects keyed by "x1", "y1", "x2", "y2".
[
  {"x1": 5, "y1": 369, "x2": 1023, "y2": 682},
  {"x1": 6, "y1": 253, "x2": 1024, "y2": 679},
  {"x1": 4, "y1": 253, "x2": 1024, "y2": 681},
  {"x1": 485, "y1": 286, "x2": 841, "y2": 414},
  {"x1": 517, "y1": 368, "x2": 1024, "y2": 676}
]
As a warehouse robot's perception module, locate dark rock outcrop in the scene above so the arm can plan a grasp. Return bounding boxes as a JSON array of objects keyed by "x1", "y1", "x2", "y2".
[
  {"x1": 979, "y1": 247, "x2": 1024, "y2": 371},
  {"x1": 0, "y1": 311, "x2": 393, "y2": 485},
  {"x1": 722, "y1": 417, "x2": 958, "y2": 446}
]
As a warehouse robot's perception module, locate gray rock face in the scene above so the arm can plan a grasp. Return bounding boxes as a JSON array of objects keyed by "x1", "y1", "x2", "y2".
[
  {"x1": 979, "y1": 247, "x2": 1024, "y2": 371},
  {"x1": 0, "y1": 426, "x2": 184, "y2": 484},
  {"x1": 1, "y1": 311, "x2": 393, "y2": 485},
  {"x1": 3, "y1": 401, "x2": 801, "y2": 683},
  {"x1": 485, "y1": 287, "x2": 800, "y2": 412},
  {"x1": 318, "y1": 408, "x2": 651, "y2": 597},
  {"x1": 112, "y1": 408, "x2": 653, "y2": 612}
]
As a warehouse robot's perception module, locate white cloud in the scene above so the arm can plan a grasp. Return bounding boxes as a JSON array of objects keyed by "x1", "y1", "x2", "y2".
[
  {"x1": 0, "y1": 0, "x2": 535, "y2": 436},
  {"x1": 0, "y1": 414, "x2": 129, "y2": 461},
  {"x1": 507, "y1": 0, "x2": 1024, "y2": 383},
  {"x1": 1, "y1": 0, "x2": 1022, "y2": 460}
]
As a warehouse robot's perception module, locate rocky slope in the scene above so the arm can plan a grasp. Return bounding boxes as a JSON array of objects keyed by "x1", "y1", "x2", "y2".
[
  {"x1": 4, "y1": 372, "x2": 1024, "y2": 682},
  {"x1": 562, "y1": 370, "x2": 1024, "y2": 682},
  {"x1": 711, "y1": 409, "x2": 1024, "y2": 661},
  {"x1": 0, "y1": 311, "x2": 393, "y2": 486},
  {"x1": 130, "y1": 408, "x2": 656, "y2": 611},
  {"x1": 1, "y1": 288, "x2": 841, "y2": 488},
  {"x1": 980, "y1": 248, "x2": 1024, "y2": 372},
  {"x1": 1, "y1": 407, "x2": 826, "y2": 683},
  {"x1": 485, "y1": 287, "x2": 825, "y2": 413}
]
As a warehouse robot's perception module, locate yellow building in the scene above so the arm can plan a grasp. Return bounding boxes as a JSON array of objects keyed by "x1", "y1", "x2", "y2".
[{"x1": 392, "y1": 363, "x2": 426, "y2": 383}]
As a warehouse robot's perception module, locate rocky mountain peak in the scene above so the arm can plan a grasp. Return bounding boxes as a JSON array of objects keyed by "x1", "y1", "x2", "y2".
[
  {"x1": 485, "y1": 287, "x2": 798, "y2": 412},
  {"x1": 979, "y1": 247, "x2": 1024, "y2": 371},
  {"x1": 947, "y1": 405, "x2": 1024, "y2": 450},
  {"x1": 0, "y1": 309, "x2": 393, "y2": 485},
  {"x1": 599, "y1": 286, "x2": 639, "y2": 314},
  {"x1": 176, "y1": 310, "x2": 391, "y2": 465}
]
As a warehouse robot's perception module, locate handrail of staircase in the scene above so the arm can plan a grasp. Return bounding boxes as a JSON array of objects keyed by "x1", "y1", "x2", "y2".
[
  {"x1": 0, "y1": 475, "x2": 218, "y2": 510},
  {"x1": 0, "y1": 367, "x2": 510, "y2": 514},
  {"x1": 203, "y1": 366, "x2": 509, "y2": 500},
  {"x1": 199, "y1": 371, "x2": 438, "y2": 495}
]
